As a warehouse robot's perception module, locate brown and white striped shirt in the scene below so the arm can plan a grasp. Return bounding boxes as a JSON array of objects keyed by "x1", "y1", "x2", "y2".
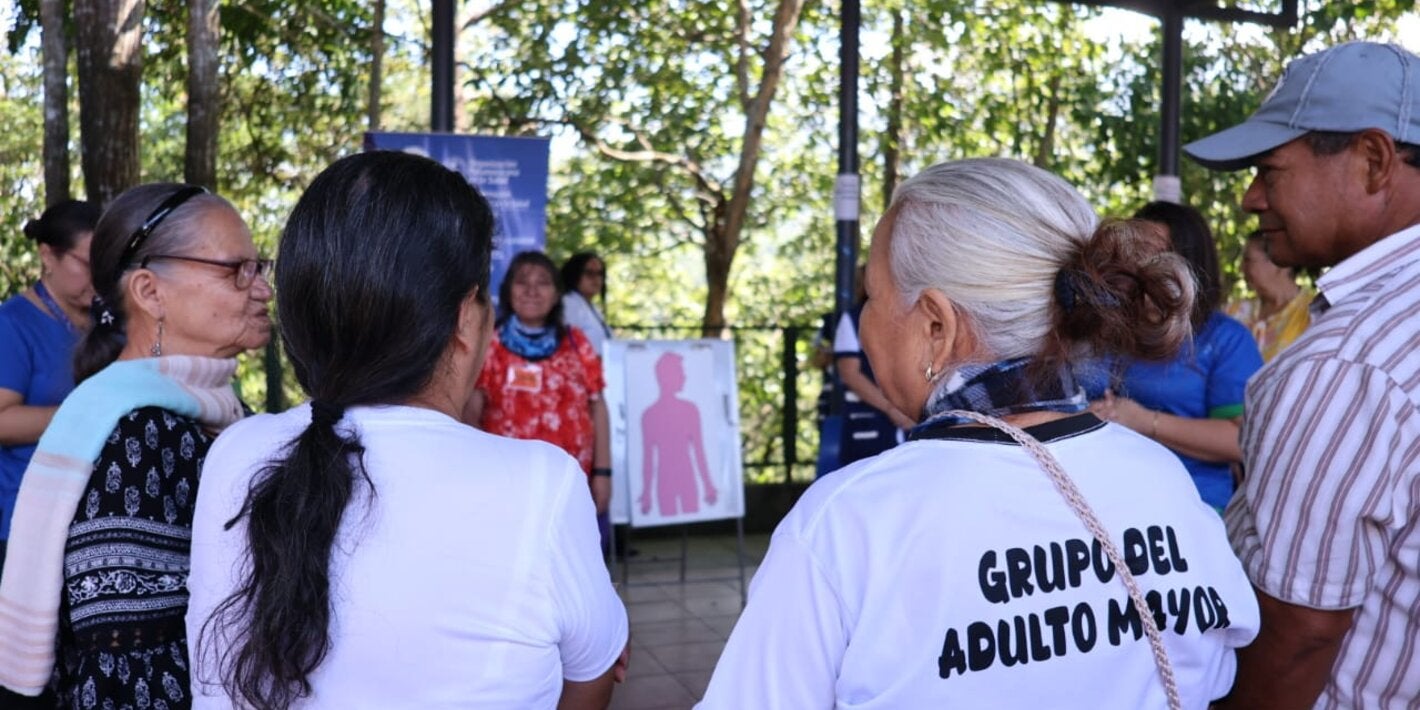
[{"x1": 1226, "y1": 222, "x2": 1420, "y2": 709}]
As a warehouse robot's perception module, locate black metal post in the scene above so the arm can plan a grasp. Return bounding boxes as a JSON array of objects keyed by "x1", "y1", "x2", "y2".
[
  {"x1": 781, "y1": 326, "x2": 800, "y2": 482},
  {"x1": 1046, "y1": 0, "x2": 1295, "y2": 202},
  {"x1": 1157, "y1": 6, "x2": 1184, "y2": 201},
  {"x1": 431, "y1": 0, "x2": 456, "y2": 132},
  {"x1": 831, "y1": 0, "x2": 860, "y2": 416}
]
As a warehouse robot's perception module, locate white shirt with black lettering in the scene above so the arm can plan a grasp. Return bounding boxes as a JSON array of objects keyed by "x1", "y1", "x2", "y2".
[{"x1": 698, "y1": 414, "x2": 1259, "y2": 709}]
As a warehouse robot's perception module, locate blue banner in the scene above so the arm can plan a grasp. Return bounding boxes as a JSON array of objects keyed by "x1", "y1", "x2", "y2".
[{"x1": 364, "y1": 132, "x2": 551, "y2": 302}]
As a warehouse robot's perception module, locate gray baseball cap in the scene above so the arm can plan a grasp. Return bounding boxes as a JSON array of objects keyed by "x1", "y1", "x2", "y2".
[{"x1": 1184, "y1": 41, "x2": 1420, "y2": 171}]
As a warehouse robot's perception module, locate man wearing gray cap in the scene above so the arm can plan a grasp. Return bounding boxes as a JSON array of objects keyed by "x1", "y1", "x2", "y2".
[{"x1": 1184, "y1": 41, "x2": 1420, "y2": 709}]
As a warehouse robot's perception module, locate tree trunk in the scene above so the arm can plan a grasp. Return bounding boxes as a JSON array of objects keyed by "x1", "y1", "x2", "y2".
[
  {"x1": 75, "y1": 0, "x2": 144, "y2": 205},
  {"x1": 882, "y1": 5, "x2": 905, "y2": 213},
  {"x1": 702, "y1": 201, "x2": 731, "y2": 337},
  {"x1": 1034, "y1": 9, "x2": 1074, "y2": 170},
  {"x1": 185, "y1": 0, "x2": 219, "y2": 189},
  {"x1": 368, "y1": 0, "x2": 385, "y2": 132},
  {"x1": 40, "y1": 0, "x2": 70, "y2": 205},
  {"x1": 1033, "y1": 71, "x2": 1062, "y2": 169},
  {"x1": 701, "y1": 0, "x2": 806, "y2": 333}
]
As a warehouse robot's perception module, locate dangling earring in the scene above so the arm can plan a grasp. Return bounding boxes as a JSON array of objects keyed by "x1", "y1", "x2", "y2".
[
  {"x1": 925, "y1": 363, "x2": 935, "y2": 382},
  {"x1": 151, "y1": 319, "x2": 164, "y2": 357}
]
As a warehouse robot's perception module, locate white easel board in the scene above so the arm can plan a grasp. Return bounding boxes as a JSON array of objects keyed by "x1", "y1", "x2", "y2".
[{"x1": 604, "y1": 339, "x2": 745, "y2": 528}]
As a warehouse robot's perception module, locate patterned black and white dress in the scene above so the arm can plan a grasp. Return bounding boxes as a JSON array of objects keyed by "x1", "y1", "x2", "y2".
[{"x1": 54, "y1": 406, "x2": 212, "y2": 710}]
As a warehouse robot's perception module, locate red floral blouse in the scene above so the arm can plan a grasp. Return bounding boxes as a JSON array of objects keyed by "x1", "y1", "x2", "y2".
[{"x1": 475, "y1": 326, "x2": 604, "y2": 475}]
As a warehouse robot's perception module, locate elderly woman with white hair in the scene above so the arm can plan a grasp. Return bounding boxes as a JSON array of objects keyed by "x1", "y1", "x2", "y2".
[{"x1": 697, "y1": 159, "x2": 1259, "y2": 710}]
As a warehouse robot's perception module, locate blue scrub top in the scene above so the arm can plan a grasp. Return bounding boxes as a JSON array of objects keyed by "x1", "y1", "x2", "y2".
[
  {"x1": 1082, "y1": 311, "x2": 1263, "y2": 509},
  {"x1": 0, "y1": 294, "x2": 80, "y2": 539}
]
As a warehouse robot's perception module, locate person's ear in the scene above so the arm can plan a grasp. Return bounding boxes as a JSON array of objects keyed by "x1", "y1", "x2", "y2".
[
  {"x1": 453, "y1": 286, "x2": 489, "y2": 354},
  {"x1": 915, "y1": 288, "x2": 975, "y2": 378},
  {"x1": 125, "y1": 268, "x2": 165, "y2": 321},
  {"x1": 37, "y1": 243, "x2": 58, "y2": 273},
  {"x1": 1356, "y1": 129, "x2": 1398, "y2": 195}
]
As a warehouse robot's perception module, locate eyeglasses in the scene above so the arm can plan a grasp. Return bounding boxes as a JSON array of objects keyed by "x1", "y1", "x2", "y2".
[
  {"x1": 140, "y1": 254, "x2": 272, "y2": 289},
  {"x1": 119, "y1": 185, "x2": 208, "y2": 269}
]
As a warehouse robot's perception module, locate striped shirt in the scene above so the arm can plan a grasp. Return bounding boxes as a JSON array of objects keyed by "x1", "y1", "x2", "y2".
[{"x1": 1225, "y1": 222, "x2": 1420, "y2": 709}]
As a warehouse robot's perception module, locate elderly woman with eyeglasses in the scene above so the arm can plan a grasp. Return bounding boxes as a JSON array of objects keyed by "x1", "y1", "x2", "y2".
[{"x1": 0, "y1": 184, "x2": 271, "y2": 708}]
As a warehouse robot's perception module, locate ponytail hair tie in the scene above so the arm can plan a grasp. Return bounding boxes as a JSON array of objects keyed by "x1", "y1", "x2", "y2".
[
  {"x1": 310, "y1": 400, "x2": 346, "y2": 428},
  {"x1": 1054, "y1": 269, "x2": 1081, "y2": 313}
]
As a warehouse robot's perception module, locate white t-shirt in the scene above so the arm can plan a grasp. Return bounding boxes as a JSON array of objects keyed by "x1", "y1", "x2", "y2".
[
  {"x1": 561, "y1": 292, "x2": 609, "y2": 357},
  {"x1": 698, "y1": 415, "x2": 1259, "y2": 710},
  {"x1": 185, "y1": 404, "x2": 627, "y2": 709}
]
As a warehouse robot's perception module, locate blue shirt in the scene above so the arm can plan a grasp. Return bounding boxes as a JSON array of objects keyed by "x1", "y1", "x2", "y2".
[
  {"x1": 1082, "y1": 312, "x2": 1263, "y2": 509},
  {"x1": 0, "y1": 293, "x2": 79, "y2": 539}
]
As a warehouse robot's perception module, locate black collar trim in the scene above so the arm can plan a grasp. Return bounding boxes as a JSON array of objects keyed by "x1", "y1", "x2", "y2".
[{"x1": 908, "y1": 412, "x2": 1105, "y2": 445}]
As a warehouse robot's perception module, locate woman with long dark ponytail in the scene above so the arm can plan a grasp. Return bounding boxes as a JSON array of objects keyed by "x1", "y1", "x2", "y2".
[{"x1": 186, "y1": 152, "x2": 629, "y2": 709}]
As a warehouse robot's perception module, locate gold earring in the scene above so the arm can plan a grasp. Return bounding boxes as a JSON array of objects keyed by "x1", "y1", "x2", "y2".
[{"x1": 150, "y1": 319, "x2": 164, "y2": 357}]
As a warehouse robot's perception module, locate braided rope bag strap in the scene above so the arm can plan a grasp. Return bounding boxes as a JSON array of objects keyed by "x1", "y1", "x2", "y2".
[{"x1": 945, "y1": 410, "x2": 1183, "y2": 710}]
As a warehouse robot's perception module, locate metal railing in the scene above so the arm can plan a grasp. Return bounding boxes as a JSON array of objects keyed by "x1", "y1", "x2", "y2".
[{"x1": 255, "y1": 321, "x2": 824, "y2": 485}]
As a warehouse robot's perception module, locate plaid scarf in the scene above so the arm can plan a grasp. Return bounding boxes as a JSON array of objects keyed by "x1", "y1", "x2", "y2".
[{"x1": 912, "y1": 357, "x2": 1088, "y2": 436}]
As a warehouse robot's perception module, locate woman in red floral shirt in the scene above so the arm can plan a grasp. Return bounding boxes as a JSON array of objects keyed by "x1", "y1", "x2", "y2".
[{"x1": 466, "y1": 251, "x2": 612, "y2": 527}]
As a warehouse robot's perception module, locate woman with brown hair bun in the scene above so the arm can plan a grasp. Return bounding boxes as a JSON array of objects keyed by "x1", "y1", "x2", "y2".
[{"x1": 698, "y1": 159, "x2": 1259, "y2": 709}]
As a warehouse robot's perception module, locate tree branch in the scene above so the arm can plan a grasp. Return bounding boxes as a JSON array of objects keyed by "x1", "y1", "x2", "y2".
[
  {"x1": 735, "y1": 0, "x2": 753, "y2": 109},
  {"x1": 722, "y1": 0, "x2": 807, "y2": 252},
  {"x1": 571, "y1": 120, "x2": 723, "y2": 202},
  {"x1": 462, "y1": 0, "x2": 520, "y2": 32},
  {"x1": 468, "y1": 72, "x2": 728, "y2": 205},
  {"x1": 660, "y1": 173, "x2": 708, "y2": 232}
]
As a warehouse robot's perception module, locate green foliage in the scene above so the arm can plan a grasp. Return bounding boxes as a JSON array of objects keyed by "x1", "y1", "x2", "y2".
[
  {"x1": 0, "y1": 0, "x2": 431, "y2": 410},
  {"x1": 0, "y1": 41, "x2": 43, "y2": 296}
]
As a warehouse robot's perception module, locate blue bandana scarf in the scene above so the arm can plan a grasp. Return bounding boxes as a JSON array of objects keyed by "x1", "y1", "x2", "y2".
[
  {"x1": 911, "y1": 357, "x2": 1088, "y2": 436},
  {"x1": 498, "y1": 318, "x2": 560, "y2": 360}
]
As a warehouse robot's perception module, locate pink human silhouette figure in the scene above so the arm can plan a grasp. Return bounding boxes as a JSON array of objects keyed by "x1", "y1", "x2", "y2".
[{"x1": 639, "y1": 352, "x2": 718, "y2": 516}]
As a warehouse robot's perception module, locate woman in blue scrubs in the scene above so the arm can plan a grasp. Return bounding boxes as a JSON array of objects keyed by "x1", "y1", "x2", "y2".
[
  {"x1": 0, "y1": 200, "x2": 100, "y2": 573},
  {"x1": 1088, "y1": 201, "x2": 1263, "y2": 511}
]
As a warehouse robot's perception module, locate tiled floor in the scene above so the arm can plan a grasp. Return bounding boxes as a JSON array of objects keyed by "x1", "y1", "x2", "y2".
[{"x1": 608, "y1": 532, "x2": 769, "y2": 710}]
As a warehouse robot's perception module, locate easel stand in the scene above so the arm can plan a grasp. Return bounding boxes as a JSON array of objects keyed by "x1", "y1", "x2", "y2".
[{"x1": 608, "y1": 517, "x2": 748, "y2": 607}]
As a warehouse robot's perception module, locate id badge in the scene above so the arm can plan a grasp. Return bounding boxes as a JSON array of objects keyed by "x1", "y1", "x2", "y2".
[{"x1": 508, "y1": 363, "x2": 544, "y2": 392}]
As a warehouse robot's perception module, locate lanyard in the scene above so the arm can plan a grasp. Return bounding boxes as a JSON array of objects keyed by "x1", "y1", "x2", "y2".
[{"x1": 34, "y1": 279, "x2": 78, "y2": 334}]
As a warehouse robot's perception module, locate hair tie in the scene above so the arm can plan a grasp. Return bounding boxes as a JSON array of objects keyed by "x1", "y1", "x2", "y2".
[
  {"x1": 1054, "y1": 269, "x2": 1080, "y2": 313},
  {"x1": 310, "y1": 400, "x2": 346, "y2": 428},
  {"x1": 90, "y1": 294, "x2": 118, "y2": 330}
]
